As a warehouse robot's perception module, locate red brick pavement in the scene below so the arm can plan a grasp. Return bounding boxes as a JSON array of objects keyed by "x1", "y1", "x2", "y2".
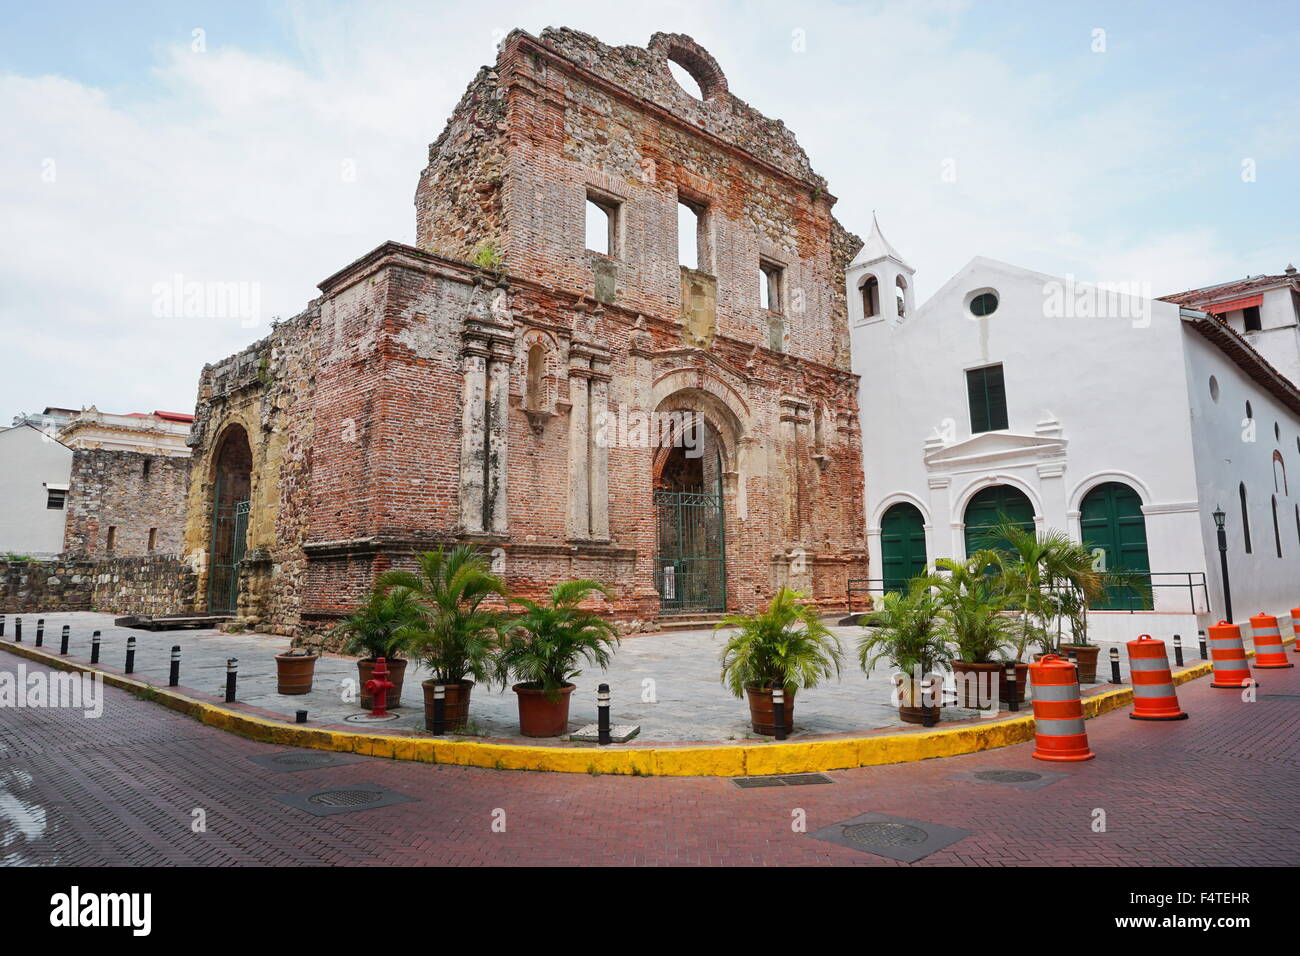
[{"x1": 0, "y1": 659, "x2": 1295, "y2": 866}]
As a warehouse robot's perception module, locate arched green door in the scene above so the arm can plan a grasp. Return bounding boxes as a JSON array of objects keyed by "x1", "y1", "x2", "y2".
[
  {"x1": 1080, "y1": 481, "x2": 1152, "y2": 609},
  {"x1": 880, "y1": 502, "x2": 927, "y2": 593},
  {"x1": 963, "y1": 485, "x2": 1034, "y2": 557}
]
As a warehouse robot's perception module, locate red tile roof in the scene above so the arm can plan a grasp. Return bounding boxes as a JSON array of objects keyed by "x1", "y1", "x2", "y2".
[{"x1": 1160, "y1": 270, "x2": 1298, "y2": 308}]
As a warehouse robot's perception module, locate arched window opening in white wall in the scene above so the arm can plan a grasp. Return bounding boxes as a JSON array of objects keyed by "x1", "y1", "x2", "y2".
[
  {"x1": 1239, "y1": 482, "x2": 1252, "y2": 554},
  {"x1": 1272, "y1": 495, "x2": 1283, "y2": 558},
  {"x1": 895, "y1": 275, "x2": 908, "y2": 318},
  {"x1": 1208, "y1": 375, "x2": 1220, "y2": 402},
  {"x1": 1274, "y1": 451, "x2": 1288, "y2": 495},
  {"x1": 861, "y1": 275, "x2": 879, "y2": 318}
]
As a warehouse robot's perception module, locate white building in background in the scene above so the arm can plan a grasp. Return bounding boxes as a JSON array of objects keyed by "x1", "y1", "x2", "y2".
[
  {"x1": 0, "y1": 423, "x2": 73, "y2": 557},
  {"x1": 57, "y1": 407, "x2": 193, "y2": 457},
  {"x1": 847, "y1": 222, "x2": 1300, "y2": 640}
]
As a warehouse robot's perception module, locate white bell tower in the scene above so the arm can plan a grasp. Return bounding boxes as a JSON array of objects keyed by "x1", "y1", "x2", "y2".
[{"x1": 846, "y1": 213, "x2": 915, "y2": 334}]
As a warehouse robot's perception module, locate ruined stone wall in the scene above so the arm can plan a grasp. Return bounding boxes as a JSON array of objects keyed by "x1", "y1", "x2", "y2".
[
  {"x1": 62, "y1": 449, "x2": 190, "y2": 559},
  {"x1": 0, "y1": 555, "x2": 195, "y2": 617}
]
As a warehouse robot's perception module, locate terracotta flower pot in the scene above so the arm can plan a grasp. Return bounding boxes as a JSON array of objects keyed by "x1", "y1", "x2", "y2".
[
  {"x1": 513, "y1": 683, "x2": 574, "y2": 738},
  {"x1": 358, "y1": 658, "x2": 407, "y2": 709},
  {"x1": 744, "y1": 684, "x2": 796, "y2": 736},
  {"x1": 421, "y1": 679, "x2": 474, "y2": 732},
  {"x1": 998, "y1": 662, "x2": 1030, "y2": 703},
  {"x1": 951, "y1": 660, "x2": 1001, "y2": 709},
  {"x1": 894, "y1": 676, "x2": 940, "y2": 725},
  {"x1": 1059, "y1": 644, "x2": 1100, "y2": 683},
  {"x1": 275, "y1": 653, "x2": 317, "y2": 695}
]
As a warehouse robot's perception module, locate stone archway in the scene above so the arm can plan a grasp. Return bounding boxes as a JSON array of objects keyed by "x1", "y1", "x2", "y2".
[
  {"x1": 652, "y1": 410, "x2": 727, "y2": 614},
  {"x1": 208, "y1": 425, "x2": 252, "y2": 614}
]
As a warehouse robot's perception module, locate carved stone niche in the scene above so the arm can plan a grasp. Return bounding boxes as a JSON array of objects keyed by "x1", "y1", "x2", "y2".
[{"x1": 525, "y1": 408, "x2": 554, "y2": 436}]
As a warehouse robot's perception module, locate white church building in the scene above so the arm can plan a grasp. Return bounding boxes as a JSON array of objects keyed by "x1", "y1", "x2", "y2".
[{"x1": 848, "y1": 217, "x2": 1300, "y2": 642}]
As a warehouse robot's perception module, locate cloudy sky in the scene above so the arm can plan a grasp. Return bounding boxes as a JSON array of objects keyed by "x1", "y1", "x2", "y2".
[{"x1": 2, "y1": 0, "x2": 1296, "y2": 421}]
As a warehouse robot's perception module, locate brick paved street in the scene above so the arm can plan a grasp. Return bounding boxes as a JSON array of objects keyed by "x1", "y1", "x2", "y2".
[{"x1": 1, "y1": 652, "x2": 1295, "y2": 866}]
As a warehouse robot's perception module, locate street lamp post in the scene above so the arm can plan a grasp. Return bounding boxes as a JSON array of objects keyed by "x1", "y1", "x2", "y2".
[{"x1": 1213, "y1": 506, "x2": 1233, "y2": 623}]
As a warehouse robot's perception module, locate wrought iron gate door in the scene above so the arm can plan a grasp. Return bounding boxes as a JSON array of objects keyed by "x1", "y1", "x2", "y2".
[
  {"x1": 208, "y1": 499, "x2": 249, "y2": 614},
  {"x1": 654, "y1": 488, "x2": 726, "y2": 614}
]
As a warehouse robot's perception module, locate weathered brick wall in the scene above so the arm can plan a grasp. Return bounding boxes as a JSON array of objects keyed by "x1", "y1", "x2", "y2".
[
  {"x1": 63, "y1": 449, "x2": 190, "y2": 559},
  {"x1": 0, "y1": 555, "x2": 195, "y2": 616}
]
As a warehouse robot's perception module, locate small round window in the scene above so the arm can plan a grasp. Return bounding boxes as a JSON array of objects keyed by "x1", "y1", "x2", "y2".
[
  {"x1": 1208, "y1": 375, "x2": 1220, "y2": 402},
  {"x1": 969, "y1": 292, "x2": 999, "y2": 317}
]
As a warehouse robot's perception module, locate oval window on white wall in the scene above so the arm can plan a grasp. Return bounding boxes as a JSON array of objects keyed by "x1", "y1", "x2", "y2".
[{"x1": 1208, "y1": 375, "x2": 1220, "y2": 402}]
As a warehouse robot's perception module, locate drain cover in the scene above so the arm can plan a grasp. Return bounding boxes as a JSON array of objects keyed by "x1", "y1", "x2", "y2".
[
  {"x1": 273, "y1": 783, "x2": 417, "y2": 817},
  {"x1": 274, "y1": 752, "x2": 335, "y2": 767},
  {"x1": 842, "y1": 822, "x2": 929, "y2": 847},
  {"x1": 734, "y1": 773, "x2": 833, "y2": 789},
  {"x1": 809, "y1": 812, "x2": 971, "y2": 863},
  {"x1": 307, "y1": 789, "x2": 385, "y2": 808},
  {"x1": 248, "y1": 750, "x2": 367, "y2": 773},
  {"x1": 974, "y1": 769, "x2": 1042, "y2": 783}
]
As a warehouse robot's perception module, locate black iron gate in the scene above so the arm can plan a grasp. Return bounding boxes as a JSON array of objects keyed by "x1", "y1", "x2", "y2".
[
  {"x1": 208, "y1": 498, "x2": 249, "y2": 614},
  {"x1": 654, "y1": 488, "x2": 726, "y2": 614}
]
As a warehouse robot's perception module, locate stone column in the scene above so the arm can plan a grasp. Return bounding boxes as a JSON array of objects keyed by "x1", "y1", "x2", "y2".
[
  {"x1": 459, "y1": 340, "x2": 490, "y2": 534},
  {"x1": 486, "y1": 344, "x2": 512, "y2": 535},
  {"x1": 567, "y1": 359, "x2": 592, "y2": 539},
  {"x1": 589, "y1": 355, "x2": 611, "y2": 541}
]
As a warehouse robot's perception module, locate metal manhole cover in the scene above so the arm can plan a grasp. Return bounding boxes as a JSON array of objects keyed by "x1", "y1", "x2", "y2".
[
  {"x1": 307, "y1": 789, "x2": 385, "y2": 808},
  {"x1": 842, "y1": 822, "x2": 929, "y2": 848},
  {"x1": 974, "y1": 769, "x2": 1042, "y2": 783},
  {"x1": 272, "y1": 752, "x2": 334, "y2": 767}
]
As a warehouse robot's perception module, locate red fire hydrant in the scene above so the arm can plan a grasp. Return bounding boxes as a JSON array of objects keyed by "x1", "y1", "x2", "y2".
[{"x1": 364, "y1": 656, "x2": 395, "y2": 717}]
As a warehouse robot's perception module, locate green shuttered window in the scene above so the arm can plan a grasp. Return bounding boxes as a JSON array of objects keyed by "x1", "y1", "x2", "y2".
[{"x1": 966, "y1": 364, "x2": 1008, "y2": 433}]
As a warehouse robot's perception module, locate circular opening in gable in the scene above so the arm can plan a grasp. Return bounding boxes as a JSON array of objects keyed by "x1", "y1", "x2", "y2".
[{"x1": 667, "y1": 58, "x2": 704, "y2": 99}]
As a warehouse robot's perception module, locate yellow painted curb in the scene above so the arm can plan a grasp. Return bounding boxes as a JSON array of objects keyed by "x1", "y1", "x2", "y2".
[{"x1": 0, "y1": 637, "x2": 1277, "y2": 777}]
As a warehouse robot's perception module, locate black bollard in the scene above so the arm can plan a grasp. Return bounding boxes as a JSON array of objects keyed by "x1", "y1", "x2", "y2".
[
  {"x1": 59, "y1": 625, "x2": 69, "y2": 656},
  {"x1": 169, "y1": 645, "x2": 181, "y2": 687},
  {"x1": 1173, "y1": 634, "x2": 1184, "y2": 667},
  {"x1": 772, "y1": 686, "x2": 788, "y2": 740},
  {"x1": 432, "y1": 684, "x2": 446, "y2": 734},
  {"x1": 1109, "y1": 647, "x2": 1121, "y2": 684},
  {"x1": 1005, "y1": 661, "x2": 1019, "y2": 712},
  {"x1": 90, "y1": 630, "x2": 101, "y2": 663},
  {"x1": 125, "y1": 636, "x2": 136, "y2": 674},
  {"x1": 1198, "y1": 630, "x2": 1207, "y2": 660},
  {"x1": 0, "y1": 614, "x2": 5, "y2": 637},
  {"x1": 35, "y1": 618, "x2": 44, "y2": 647},
  {"x1": 14, "y1": 617, "x2": 21, "y2": 642},
  {"x1": 597, "y1": 683, "x2": 611, "y2": 745},
  {"x1": 295, "y1": 709, "x2": 308, "y2": 724},
  {"x1": 225, "y1": 658, "x2": 238, "y2": 702}
]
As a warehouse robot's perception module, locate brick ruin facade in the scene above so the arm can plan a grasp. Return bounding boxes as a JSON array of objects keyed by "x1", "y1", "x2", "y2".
[
  {"x1": 62, "y1": 449, "x2": 190, "y2": 559},
  {"x1": 181, "y1": 29, "x2": 869, "y2": 637}
]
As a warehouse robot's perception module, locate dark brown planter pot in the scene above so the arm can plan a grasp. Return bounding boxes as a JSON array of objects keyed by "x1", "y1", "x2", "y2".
[
  {"x1": 745, "y1": 684, "x2": 796, "y2": 736},
  {"x1": 951, "y1": 660, "x2": 1002, "y2": 709},
  {"x1": 421, "y1": 679, "x2": 474, "y2": 732},
  {"x1": 275, "y1": 653, "x2": 317, "y2": 695},
  {"x1": 998, "y1": 662, "x2": 1030, "y2": 703},
  {"x1": 358, "y1": 658, "x2": 407, "y2": 709},
  {"x1": 1059, "y1": 644, "x2": 1100, "y2": 683},
  {"x1": 513, "y1": 683, "x2": 574, "y2": 738},
  {"x1": 894, "y1": 677, "x2": 941, "y2": 725}
]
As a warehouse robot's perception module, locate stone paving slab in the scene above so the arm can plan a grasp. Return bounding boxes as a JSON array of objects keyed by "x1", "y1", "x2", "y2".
[{"x1": 0, "y1": 611, "x2": 1209, "y2": 744}]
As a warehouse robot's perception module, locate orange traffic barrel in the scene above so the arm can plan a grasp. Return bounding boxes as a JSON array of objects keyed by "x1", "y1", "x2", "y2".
[
  {"x1": 1208, "y1": 620, "x2": 1253, "y2": 688},
  {"x1": 1249, "y1": 612, "x2": 1294, "y2": 669},
  {"x1": 1292, "y1": 607, "x2": 1300, "y2": 653},
  {"x1": 1126, "y1": 635, "x2": 1188, "y2": 720},
  {"x1": 1029, "y1": 654, "x2": 1095, "y2": 761}
]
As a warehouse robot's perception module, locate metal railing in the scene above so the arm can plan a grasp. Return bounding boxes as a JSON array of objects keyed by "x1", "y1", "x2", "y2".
[{"x1": 847, "y1": 571, "x2": 1210, "y2": 616}]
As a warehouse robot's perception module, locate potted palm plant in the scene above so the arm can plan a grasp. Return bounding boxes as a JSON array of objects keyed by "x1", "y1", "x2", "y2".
[
  {"x1": 328, "y1": 586, "x2": 421, "y2": 709},
  {"x1": 928, "y1": 554, "x2": 1014, "y2": 708},
  {"x1": 378, "y1": 545, "x2": 509, "y2": 732},
  {"x1": 858, "y1": 578, "x2": 949, "y2": 724},
  {"x1": 717, "y1": 588, "x2": 843, "y2": 736},
  {"x1": 496, "y1": 579, "x2": 619, "y2": 737}
]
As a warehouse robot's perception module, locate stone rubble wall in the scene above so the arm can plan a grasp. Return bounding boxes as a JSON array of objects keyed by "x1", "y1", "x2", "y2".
[{"x1": 0, "y1": 555, "x2": 196, "y2": 617}]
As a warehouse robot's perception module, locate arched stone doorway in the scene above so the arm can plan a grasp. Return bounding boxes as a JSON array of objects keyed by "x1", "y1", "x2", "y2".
[
  {"x1": 208, "y1": 425, "x2": 252, "y2": 614},
  {"x1": 653, "y1": 414, "x2": 727, "y2": 614}
]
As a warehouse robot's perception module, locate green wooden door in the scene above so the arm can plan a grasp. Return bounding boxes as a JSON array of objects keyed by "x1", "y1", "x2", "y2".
[
  {"x1": 880, "y1": 503, "x2": 927, "y2": 593},
  {"x1": 963, "y1": 485, "x2": 1034, "y2": 557},
  {"x1": 1080, "y1": 481, "x2": 1152, "y2": 609}
]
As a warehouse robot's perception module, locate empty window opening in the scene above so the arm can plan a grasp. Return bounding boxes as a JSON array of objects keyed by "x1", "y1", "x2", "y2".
[
  {"x1": 1272, "y1": 495, "x2": 1283, "y2": 558},
  {"x1": 677, "y1": 199, "x2": 709, "y2": 272},
  {"x1": 667, "y1": 59, "x2": 704, "y2": 99},
  {"x1": 148, "y1": 527, "x2": 157, "y2": 552},
  {"x1": 106, "y1": 526, "x2": 117, "y2": 552},
  {"x1": 585, "y1": 196, "x2": 618, "y2": 256},
  {"x1": 142, "y1": 458, "x2": 151, "y2": 480},
  {"x1": 1243, "y1": 306, "x2": 1262, "y2": 332},
  {"x1": 46, "y1": 488, "x2": 66, "y2": 510},
  {"x1": 861, "y1": 276, "x2": 879, "y2": 318},
  {"x1": 1239, "y1": 482, "x2": 1252, "y2": 554},
  {"x1": 896, "y1": 275, "x2": 908, "y2": 318},
  {"x1": 525, "y1": 343, "x2": 546, "y2": 410},
  {"x1": 759, "y1": 261, "x2": 784, "y2": 313}
]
